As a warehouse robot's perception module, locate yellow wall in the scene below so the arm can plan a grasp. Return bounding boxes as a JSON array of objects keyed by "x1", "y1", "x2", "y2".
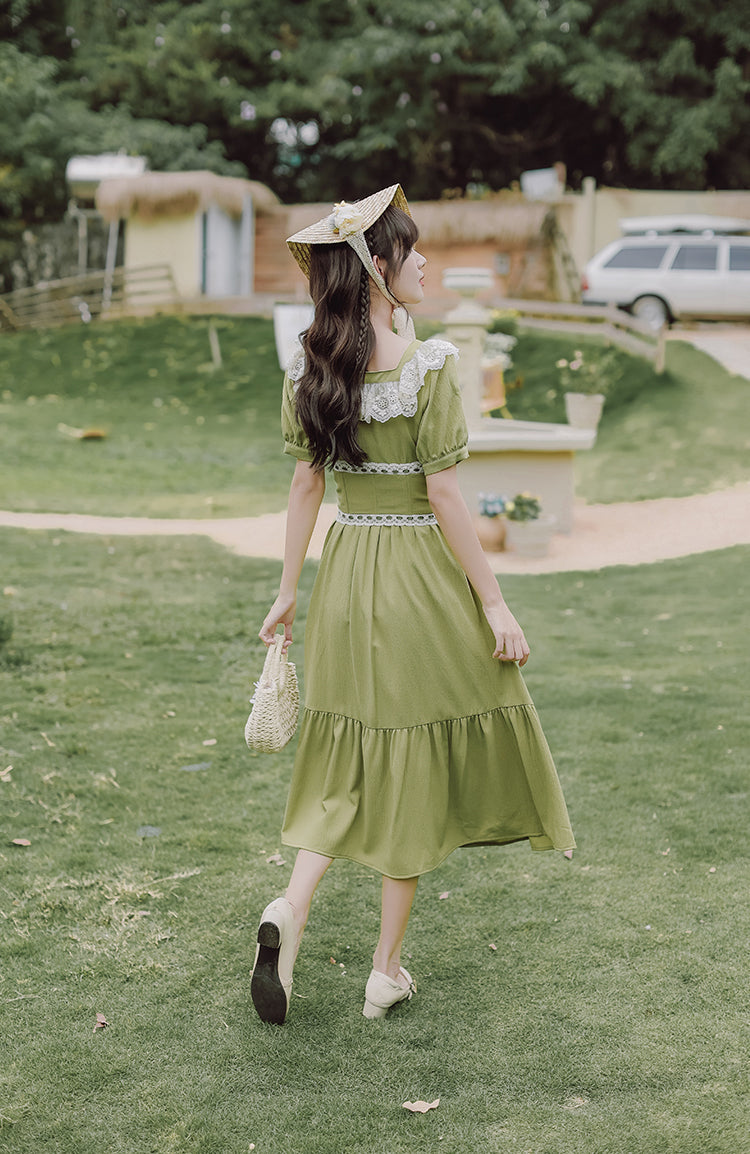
[{"x1": 124, "y1": 214, "x2": 201, "y2": 297}]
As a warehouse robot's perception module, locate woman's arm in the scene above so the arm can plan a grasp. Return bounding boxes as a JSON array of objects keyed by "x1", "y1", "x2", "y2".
[
  {"x1": 259, "y1": 460, "x2": 326, "y2": 648},
  {"x1": 426, "y1": 466, "x2": 530, "y2": 665}
]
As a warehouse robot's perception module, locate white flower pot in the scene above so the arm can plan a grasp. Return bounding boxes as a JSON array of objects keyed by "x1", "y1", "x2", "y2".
[
  {"x1": 565, "y1": 392, "x2": 605, "y2": 429},
  {"x1": 505, "y1": 514, "x2": 557, "y2": 558}
]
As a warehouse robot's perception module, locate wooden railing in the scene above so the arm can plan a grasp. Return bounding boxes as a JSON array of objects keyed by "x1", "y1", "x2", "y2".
[
  {"x1": 0, "y1": 264, "x2": 179, "y2": 332},
  {"x1": 495, "y1": 298, "x2": 667, "y2": 373}
]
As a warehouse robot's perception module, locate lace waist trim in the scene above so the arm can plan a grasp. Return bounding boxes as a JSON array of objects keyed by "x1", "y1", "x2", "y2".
[{"x1": 335, "y1": 510, "x2": 437, "y2": 526}]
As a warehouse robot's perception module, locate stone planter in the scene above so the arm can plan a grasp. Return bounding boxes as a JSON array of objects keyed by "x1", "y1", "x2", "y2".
[
  {"x1": 565, "y1": 391, "x2": 605, "y2": 430},
  {"x1": 504, "y1": 514, "x2": 557, "y2": 558},
  {"x1": 474, "y1": 515, "x2": 506, "y2": 552}
]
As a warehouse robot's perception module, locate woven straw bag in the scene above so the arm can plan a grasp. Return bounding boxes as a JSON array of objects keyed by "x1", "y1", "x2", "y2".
[{"x1": 245, "y1": 636, "x2": 299, "y2": 753}]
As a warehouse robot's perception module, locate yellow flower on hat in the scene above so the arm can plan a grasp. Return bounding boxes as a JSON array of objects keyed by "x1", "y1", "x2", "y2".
[{"x1": 330, "y1": 201, "x2": 366, "y2": 238}]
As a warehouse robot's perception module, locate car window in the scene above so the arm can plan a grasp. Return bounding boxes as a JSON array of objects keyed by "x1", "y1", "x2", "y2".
[
  {"x1": 603, "y1": 245, "x2": 669, "y2": 270},
  {"x1": 670, "y1": 245, "x2": 718, "y2": 271},
  {"x1": 729, "y1": 245, "x2": 750, "y2": 271}
]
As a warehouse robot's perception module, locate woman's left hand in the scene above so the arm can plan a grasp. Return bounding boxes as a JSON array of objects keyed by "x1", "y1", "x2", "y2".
[
  {"x1": 482, "y1": 601, "x2": 530, "y2": 666},
  {"x1": 259, "y1": 593, "x2": 296, "y2": 650}
]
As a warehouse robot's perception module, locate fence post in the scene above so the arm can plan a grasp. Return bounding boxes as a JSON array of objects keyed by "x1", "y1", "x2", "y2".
[{"x1": 655, "y1": 326, "x2": 666, "y2": 374}]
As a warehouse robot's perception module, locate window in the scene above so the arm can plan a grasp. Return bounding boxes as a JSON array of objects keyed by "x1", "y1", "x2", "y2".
[
  {"x1": 729, "y1": 245, "x2": 750, "y2": 271},
  {"x1": 604, "y1": 245, "x2": 668, "y2": 270},
  {"x1": 670, "y1": 245, "x2": 718, "y2": 271}
]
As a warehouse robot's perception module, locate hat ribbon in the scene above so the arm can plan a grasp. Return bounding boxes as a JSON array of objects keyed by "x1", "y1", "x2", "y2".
[{"x1": 329, "y1": 202, "x2": 415, "y2": 341}]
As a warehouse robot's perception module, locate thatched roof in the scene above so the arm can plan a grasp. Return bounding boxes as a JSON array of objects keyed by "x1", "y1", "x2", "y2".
[
  {"x1": 96, "y1": 171, "x2": 281, "y2": 222},
  {"x1": 412, "y1": 199, "x2": 549, "y2": 245},
  {"x1": 283, "y1": 196, "x2": 549, "y2": 246}
]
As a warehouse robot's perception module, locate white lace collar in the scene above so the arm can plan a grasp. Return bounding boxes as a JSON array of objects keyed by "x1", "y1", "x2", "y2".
[{"x1": 287, "y1": 338, "x2": 458, "y2": 424}]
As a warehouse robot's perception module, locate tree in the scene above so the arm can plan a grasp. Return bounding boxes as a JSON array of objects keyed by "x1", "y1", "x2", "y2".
[{"x1": 2, "y1": 0, "x2": 749, "y2": 233}]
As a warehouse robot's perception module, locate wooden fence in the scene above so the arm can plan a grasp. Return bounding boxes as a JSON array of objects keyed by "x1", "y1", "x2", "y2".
[
  {"x1": 496, "y1": 298, "x2": 667, "y2": 373},
  {"x1": 0, "y1": 265, "x2": 179, "y2": 332}
]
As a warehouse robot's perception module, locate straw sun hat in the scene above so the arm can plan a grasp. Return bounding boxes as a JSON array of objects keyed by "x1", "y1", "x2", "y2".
[
  {"x1": 286, "y1": 183, "x2": 410, "y2": 277},
  {"x1": 286, "y1": 184, "x2": 416, "y2": 339}
]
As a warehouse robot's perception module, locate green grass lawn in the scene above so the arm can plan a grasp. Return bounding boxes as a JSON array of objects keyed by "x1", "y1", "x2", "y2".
[
  {"x1": 0, "y1": 316, "x2": 296, "y2": 519},
  {"x1": 506, "y1": 331, "x2": 750, "y2": 503},
  {"x1": 1, "y1": 317, "x2": 748, "y2": 519},
  {"x1": 2, "y1": 529, "x2": 748, "y2": 1153}
]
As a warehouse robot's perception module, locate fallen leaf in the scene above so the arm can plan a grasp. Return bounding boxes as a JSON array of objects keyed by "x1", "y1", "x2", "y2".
[
  {"x1": 202, "y1": 738, "x2": 217, "y2": 746},
  {"x1": 709, "y1": 867, "x2": 717, "y2": 874},
  {"x1": 562, "y1": 1096, "x2": 589, "y2": 1110},
  {"x1": 329, "y1": 957, "x2": 337, "y2": 965},
  {"x1": 563, "y1": 849, "x2": 574, "y2": 860},
  {"x1": 266, "y1": 852, "x2": 286, "y2": 866},
  {"x1": 403, "y1": 1099, "x2": 440, "y2": 1113},
  {"x1": 40, "y1": 731, "x2": 56, "y2": 748},
  {"x1": 1, "y1": 765, "x2": 12, "y2": 782},
  {"x1": 489, "y1": 943, "x2": 497, "y2": 951},
  {"x1": 438, "y1": 891, "x2": 450, "y2": 900},
  {"x1": 94, "y1": 1013, "x2": 109, "y2": 1031},
  {"x1": 12, "y1": 838, "x2": 31, "y2": 847}
]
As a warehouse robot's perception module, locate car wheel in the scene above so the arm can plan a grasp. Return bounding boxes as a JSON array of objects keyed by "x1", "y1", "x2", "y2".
[{"x1": 632, "y1": 295, "x2": 669, "y2": 331}]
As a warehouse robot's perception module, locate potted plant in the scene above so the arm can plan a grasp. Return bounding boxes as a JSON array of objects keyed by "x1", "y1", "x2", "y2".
[
  {"x1": 556, "y1": 348, "x2": 621, "y2": 429},
  {"x1": 474, "y1": 492, "x2": 507, "y2": 552},
  {"x1": 504, "y1": 493, "x2": 557, "y2": 557}
]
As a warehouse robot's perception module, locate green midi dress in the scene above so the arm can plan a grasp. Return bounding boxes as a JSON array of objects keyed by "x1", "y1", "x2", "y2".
[{"x1": 279, "y1": 338, "x2": 575, "y2": 878}]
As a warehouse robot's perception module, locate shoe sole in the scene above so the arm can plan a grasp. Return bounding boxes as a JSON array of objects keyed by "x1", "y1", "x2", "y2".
[{"x1": 251, "y1": 920, "x2": 288, "y2": 1025}]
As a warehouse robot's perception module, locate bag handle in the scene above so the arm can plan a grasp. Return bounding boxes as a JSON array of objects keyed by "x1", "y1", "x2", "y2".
[{"x1": 261, "y1": 634, "x2": 287, "y2": 693}]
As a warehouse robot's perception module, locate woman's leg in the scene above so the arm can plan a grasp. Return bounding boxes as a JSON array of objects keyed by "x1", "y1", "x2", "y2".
[
  {"x1": 284, "y1": 848, "x2": 333, "y2": 954},
  {"x1": 372, "y1": 875, "x2": 419, "y2": 981}
]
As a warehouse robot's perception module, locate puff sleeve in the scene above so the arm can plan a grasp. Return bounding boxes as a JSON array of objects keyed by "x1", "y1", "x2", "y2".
[
  {"x1": 280, "y1": 371, "x2": 313, "y2": 462},
  {"x1": 415, "y1": 351, "x2": 469, "y2": 475}
]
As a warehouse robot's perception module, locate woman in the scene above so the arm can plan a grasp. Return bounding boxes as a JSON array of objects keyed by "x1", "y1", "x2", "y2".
[{"x1": 252, "y1": 185, "x2": 575, "y2": 1025}]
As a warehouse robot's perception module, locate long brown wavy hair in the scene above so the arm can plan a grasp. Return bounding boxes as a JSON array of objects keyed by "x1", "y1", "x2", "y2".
[{"x1": 294, "y1": 204, "x2": 419, "y2": 471}]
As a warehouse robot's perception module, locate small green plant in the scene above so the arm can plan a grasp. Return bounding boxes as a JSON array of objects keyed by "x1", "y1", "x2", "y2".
[
  {"x1": 504, "y1": 492, "x2": 542, "y2": 522},
  {"x1": 477, "y1": 492, "x2": 542, "y2": 521},
  {"x1": 487, "y1": 309, "x2": 520, "y2": 338},
  {"x1": 556, "y1": 348, "x2": 622, "y2": 397}
]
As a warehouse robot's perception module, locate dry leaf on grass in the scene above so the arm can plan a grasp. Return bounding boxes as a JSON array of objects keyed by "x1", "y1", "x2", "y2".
[
  {"x1": 489, "y1": 942, "x2": 498, "y2": 951},
  {"x1": 94, "y1": 1013, "x2": 109, "y2": 1031},
  {"x1": 266, "y1": 852, "x2": 286, "y2": 866},
  {"x1": 403, "y1": 1099, "x2": 440, "y2": 1113},
  {"x1": 202, "y1": 738, "x2": 217, "y2": 746},
  {"x1": 12, "y1": 838, "x2": 31, "y2": 847},
  {"x1": 562, "y1": 1096, "x2": 589, "y2": 1110},
  {"x1": 1, "y1": 765, "x2": 12, "y2": 782},
  {"x1": 438, "y1": 891, "x2": 450, "y2": 900}
]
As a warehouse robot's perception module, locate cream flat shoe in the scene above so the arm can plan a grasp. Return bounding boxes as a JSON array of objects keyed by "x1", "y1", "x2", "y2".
[
  {"x1": 362, "y1": 966, "x2": 416, "y2": 1019},
  {"x1": 251, "y1": 897, "x2": 296, "y2": 1025}
]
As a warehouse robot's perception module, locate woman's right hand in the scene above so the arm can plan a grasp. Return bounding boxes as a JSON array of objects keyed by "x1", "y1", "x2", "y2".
[
  {"x1": 259, "y1": 592, "x2": 297, "y2": 650},
  {"x1": 482, "y1": 601, "x2": 530, "y2": 666}
]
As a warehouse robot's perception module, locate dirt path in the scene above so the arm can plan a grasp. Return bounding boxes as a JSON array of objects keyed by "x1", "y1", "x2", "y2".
[{"x1": 2, "y1": 480, "x2": 749, "y2": 574}]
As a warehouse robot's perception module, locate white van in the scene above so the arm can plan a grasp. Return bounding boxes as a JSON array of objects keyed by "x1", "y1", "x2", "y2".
[{"x1": 581, "y1": 216, "x2": 750, "y2": 330}]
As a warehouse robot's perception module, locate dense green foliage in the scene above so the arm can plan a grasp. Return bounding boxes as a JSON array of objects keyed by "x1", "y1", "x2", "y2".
[{"x1": 2, "y1": 0, "x2": 748, "y2": 237}]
